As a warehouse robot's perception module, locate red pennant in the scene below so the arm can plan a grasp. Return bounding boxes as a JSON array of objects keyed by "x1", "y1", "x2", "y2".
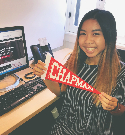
[{"x1": 41, "y1": 53, "x2": 101, "y2": 94}]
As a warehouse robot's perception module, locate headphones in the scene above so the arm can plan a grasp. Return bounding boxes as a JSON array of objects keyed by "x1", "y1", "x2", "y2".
[{"x1": 24, "y1": 72, "x2": 36, "y2": 79}]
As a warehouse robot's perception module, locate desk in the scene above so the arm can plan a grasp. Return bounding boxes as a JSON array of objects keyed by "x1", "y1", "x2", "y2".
[{"x1": 0, "y1": 48, "x2": 73, "y2": 135}]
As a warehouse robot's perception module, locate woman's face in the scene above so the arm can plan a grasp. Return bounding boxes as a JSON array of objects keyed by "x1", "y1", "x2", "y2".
[{"x1": 78, "y1": 19, "x2": 105, "y2": 60}]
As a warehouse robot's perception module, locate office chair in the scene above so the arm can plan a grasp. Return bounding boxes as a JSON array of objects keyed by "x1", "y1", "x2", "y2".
[
  {"x1": 112, "y1": 49, "x2": 125, "y2": 134},
  {"x1": 117, "y1": 49, "x2": 125, "y2": 63}
]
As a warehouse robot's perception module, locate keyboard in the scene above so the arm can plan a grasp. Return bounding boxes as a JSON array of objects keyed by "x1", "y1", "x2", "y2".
[{"x1": 0, "y1": 77, "x2": 47, "y2": 116}]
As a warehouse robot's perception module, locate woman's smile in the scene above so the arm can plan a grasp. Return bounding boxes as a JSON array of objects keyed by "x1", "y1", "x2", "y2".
[{"x1": 84, "y1": 47, "x2": 97, "y2": 53}]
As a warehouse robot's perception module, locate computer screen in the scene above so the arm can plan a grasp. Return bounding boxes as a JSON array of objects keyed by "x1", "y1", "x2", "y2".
[{"x1": 0, "y1": 26, "x2": 29, "y2": 79}]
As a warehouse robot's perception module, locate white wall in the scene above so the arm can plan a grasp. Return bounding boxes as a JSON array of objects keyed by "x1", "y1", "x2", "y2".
[{"x1": 0, "y1": 0, "x2": 66, "y2": 57}]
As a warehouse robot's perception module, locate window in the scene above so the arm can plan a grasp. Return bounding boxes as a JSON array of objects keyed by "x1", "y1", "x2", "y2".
[
  {"x1": 105, "y1": 0, "x2": 125, "y2": 44},
  {"x1": 64, "y1": 0, "x2": 125, "y2": 46},
  {"x1": 65, "y1": 0, "x2": 97, "y2": 33}
]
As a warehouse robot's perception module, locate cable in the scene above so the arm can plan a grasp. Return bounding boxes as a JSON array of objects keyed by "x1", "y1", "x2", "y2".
[{"x1": 24, "y1": 72, "x2": 36, "y2": 79}]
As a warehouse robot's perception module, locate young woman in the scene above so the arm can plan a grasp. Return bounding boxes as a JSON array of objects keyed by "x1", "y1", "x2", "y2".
[{"x1": 33, "y1": 9, "x2": 125, "y2": 134}]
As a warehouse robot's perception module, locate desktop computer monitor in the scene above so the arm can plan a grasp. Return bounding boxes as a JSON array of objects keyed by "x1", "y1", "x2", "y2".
[{"x1": 0, "y1": 26, "x2": 29, "y2": 80}]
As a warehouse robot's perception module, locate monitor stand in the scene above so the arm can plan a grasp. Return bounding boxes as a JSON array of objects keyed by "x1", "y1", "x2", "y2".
[{"x1": 0, "y1": 74, "x2": 20, "y2": 92}]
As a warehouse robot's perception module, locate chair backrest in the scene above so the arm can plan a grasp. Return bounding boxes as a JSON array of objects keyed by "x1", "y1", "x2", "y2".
[{"x1": 117, "y1": 49, "x2": 125, "y2": 63}]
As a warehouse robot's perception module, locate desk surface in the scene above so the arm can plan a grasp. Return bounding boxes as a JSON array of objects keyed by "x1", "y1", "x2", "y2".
[{"x1": 0, "y1": 48, "x2": 72, "y2": 135}]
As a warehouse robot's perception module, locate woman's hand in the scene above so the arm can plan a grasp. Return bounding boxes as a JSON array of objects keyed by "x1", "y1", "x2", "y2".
[
  {"x1": 33, "y1": 60, "x2": 47, "y2": 77},
  {"x1": 33, "y1": 60, "x2": 61, "y2": 96},
  {"x1": 99, "y1": 92, "x2": 118, "y2": 111}
]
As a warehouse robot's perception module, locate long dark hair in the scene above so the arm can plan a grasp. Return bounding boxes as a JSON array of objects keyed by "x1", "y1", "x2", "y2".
[
  {"x1": 62, "y1": 9, "x2": 121, "y2": 106},
  {"x1": 77, "y1": 9, "x2": 117, "y2": 67}
]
